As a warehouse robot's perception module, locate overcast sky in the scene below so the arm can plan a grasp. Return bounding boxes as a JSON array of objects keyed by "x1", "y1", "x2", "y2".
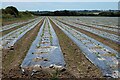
[
  {"x1": 1, "y1": 2, "x2": 119, "y2": 11},
  {"x1": 1, "y1": 0, "x2": 119, "y2": 2}
]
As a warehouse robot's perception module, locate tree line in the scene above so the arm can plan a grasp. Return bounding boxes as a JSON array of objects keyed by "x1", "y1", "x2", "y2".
[
  {"x1": 32, "y1": 10, "x2": 120, "y2": 17},
  {"x1": 1, "y1": 6, "x2": 34, "y2": 18},
  {"x1": 1, "y1": 6, "x2": 120, "y2": 17}
]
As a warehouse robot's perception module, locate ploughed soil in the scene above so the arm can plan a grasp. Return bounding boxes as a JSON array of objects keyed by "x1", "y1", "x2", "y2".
[
  {"x1": 57, "y1": 19, "x2": 120, "y2": 52},
  {"x1": 50, "y1": 19, "x2": 103, "y2": 78}
]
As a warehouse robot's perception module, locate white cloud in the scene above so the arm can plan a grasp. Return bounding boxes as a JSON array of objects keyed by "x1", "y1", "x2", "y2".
[{"x1": 1, "y1": 0, "x2": 120, "y2": 2}]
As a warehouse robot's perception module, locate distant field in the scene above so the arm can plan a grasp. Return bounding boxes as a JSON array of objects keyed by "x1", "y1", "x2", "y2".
[{"x1": 2, "y1": 15, "x2": 37, "y2": 26}]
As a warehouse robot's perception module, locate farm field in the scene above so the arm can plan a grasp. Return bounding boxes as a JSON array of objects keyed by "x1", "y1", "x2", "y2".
[
  {"x1": 1, "y1": 16, "x2": 119, "y2": 79},
  {"x1": 2, "y1": 15, "x2": 37, "y2": 26},
  {"x1": 0, "y1": 17, "x2": 39, "y2": 36}
]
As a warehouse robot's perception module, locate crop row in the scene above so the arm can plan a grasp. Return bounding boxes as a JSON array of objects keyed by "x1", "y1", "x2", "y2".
[
  {"x1": 0, "y1": 17, "x2": 43, "y2": 49},
  {"x1": 21, "y1": 18, "x2": 65, "y2": 75},
  {"x1": 55, "y1": 18, "x2": 119, "y2": 44},
  {"x1": 0, "y1": 17, "x2": 40, "y2": 32},
  {"x1": 58, "y1": 17, "x2": 118, "y2": 29},
  {"x1": 52, "y1": 18, "x2": 119, "y2": 78},
  {"x1": 62, "y1": 18, "x2": 118, "y2": 32}
]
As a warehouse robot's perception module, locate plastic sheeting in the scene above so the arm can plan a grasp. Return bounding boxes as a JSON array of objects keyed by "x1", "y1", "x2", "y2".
[
  {"x1": 0, "y1": 17, "x2": 42, "y2": 49},
  {"x1": 52, "y1": 18, "x2": 119, "y2": 78},
  {"x1": 21, "y1": 18, "x2": 65, "y2": 73},
  {"x1": 56, "y1": 19, "x2": 120, "y2": 44},
  {"x1": 0, "y1": 18, "x2": 39, "y2": 32},
  {"x1": 58, "y1": 17, "x2": 118, "y2": 32}
]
